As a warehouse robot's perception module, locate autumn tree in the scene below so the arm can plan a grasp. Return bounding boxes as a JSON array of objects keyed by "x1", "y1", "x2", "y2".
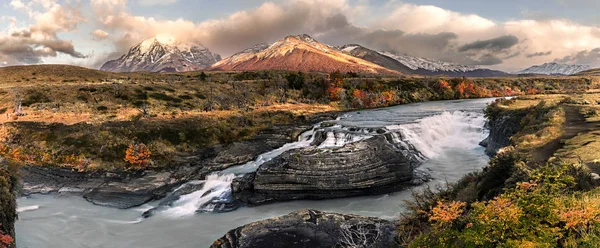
[
  {"x1": 124, "y1": 143, "x2": 152, "y2": 169},
  {"x1": 327, "y1": 71, "x2": 345, "y2": 101}
]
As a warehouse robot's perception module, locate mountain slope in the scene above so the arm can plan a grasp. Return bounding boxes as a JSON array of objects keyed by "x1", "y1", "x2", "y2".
[
  {"x1": 516, "y1": 62, "x2": 591, "y2": 75},
  {"x1": 338, "y1": 44, "x2": 415, "y2": 74},
  {"x1": 380, "y1": 51, "x2": 506, "y2": 77},
  {"x1": 101, "y1": 36, "x2": 221, "y2": 73},
  {"x1": 211, "y1": 34, "x2": 398, "y2": 74},
  {"x1": 339, "y1": 44, "x2": 505, "y2": 77}
]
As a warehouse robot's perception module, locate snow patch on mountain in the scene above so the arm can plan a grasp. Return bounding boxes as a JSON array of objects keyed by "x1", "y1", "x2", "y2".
[
  {"x1": 381, "y1": 52, "x2": 479, "y2": 72},
  {"x1": 516, "y1": 62, "x2": 591, "y2": 75},
  {"x1": 101, "y1": 36, "x2": 221, "y2": 73}
]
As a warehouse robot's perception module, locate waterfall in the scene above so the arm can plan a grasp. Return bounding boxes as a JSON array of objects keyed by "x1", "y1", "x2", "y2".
[
  {"x1": 386, "y1": 111, "x2": 487, "y2": 159},
  {"x1": 158, "y1": 111, "x2": 487, "y2": 218},
  {"x1": 160, "y1": 127, "x2": 318, "y2": 218}
]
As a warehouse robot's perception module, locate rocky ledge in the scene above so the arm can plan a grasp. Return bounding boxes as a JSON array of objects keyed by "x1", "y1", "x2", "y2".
[
  {"x1": 19, "y1": 123, "x2": 319, "y2": 209},
  {"x1": 479, "y1": 109, "x2": 526, "y2": 155},
  {"x1": 232, "y1": 133, "x2": 424, "y2": 205},
  {"x1": 211, "y1": 209, "x2": 397, "y2": 248}
]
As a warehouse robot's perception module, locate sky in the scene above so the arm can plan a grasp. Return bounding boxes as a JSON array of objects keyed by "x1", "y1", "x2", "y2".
[{"x1": 2, "y1": 0, "x2": 600, "y2": 72}]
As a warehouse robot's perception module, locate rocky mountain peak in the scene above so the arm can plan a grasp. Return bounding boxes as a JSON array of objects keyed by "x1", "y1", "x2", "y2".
[{"x1": 100, "y1": 36, "x2": 221, "y2": 73}]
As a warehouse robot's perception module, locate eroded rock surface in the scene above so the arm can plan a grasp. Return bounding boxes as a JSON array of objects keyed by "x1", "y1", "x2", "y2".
[
  {"x1": 210, "y1": 209, "x2": 397, "y2": 248},
  {"x1": 19, "y1": 123, "x2": 319, "y2": 209},
  {"x1": 233, "y1": 134, "x2": 423, "y2": 205}
]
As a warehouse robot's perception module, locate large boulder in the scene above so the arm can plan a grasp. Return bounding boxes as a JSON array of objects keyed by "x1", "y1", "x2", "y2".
[
  {"x1": 211, "y1": 209, "x2": 397, "y2": 248},
  {"x1": 233, "y1": 135, "x2": 423, "y2": 205}
]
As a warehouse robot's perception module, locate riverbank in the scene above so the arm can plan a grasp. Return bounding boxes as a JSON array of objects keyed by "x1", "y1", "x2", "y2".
[
  {"x1": 396, "y1": 94, "x2": 600, "y2": 247},
  {"x1": 16, "y1": 98, "x2": 493, "y2": 247}
]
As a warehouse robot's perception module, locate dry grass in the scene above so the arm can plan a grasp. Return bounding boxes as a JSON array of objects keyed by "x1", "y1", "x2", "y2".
[{"x1": 555, "y1": 131, "x2": 600, "y2": 171}]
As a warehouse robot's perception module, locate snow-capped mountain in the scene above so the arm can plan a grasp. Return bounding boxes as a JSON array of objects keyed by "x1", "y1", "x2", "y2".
[
  {"x1": 211, "y1": 34, "x2": 398, "y2": 74},
  {"x1": 338, "y1": 44, "x2": 414, "y2": 74},
  {"x1": 339, "y1": 44, "x2": 505, "y2": 77},
  {"x1": 379, "y1": 51, "x2": 506, "y2": 77},
  {"x1": 100, "y1": 35, "x2": 221, "y2": 72},
  {"x1": 381, "y1": 52, "x2": 477, "y2": 72},
  {"x1": 516, "y1": 62, "x2": 591, "y2": 75}
]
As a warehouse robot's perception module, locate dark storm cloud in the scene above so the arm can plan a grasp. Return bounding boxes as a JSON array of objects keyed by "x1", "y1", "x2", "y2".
[
  {"x1": 458, "y1": 35, "x2": 519, "y2": 52},
  {"x1": 526, "y1": 51, "x2": 552, "y2": 58},
  {"x1": 555, "y1": 48, "x2": 600, "y2": 65}
]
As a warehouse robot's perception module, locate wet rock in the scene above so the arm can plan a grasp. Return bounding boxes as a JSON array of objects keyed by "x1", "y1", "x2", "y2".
[
  {"x1": 234, "y1": 136, "x2": 422, "y2": 205},
  {"x1": 19, "y1": 122, "x2": 322, "y2": 210},
  {"x1": 210, "y1": 209, "x2": 397, "y2": 248},
  {"x1": 483, "y1": 110, "x2": 526, "y2": 156}
]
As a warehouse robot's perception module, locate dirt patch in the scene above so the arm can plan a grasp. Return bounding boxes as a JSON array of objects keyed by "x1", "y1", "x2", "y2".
[{"x1": 532, "y1": 105, "x2": 600, "y2": 163}]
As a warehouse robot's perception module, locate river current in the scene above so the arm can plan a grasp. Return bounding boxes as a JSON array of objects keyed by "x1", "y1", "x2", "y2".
[{"x1": 15, "y1": 98, "x2": 496, "y2": 247}]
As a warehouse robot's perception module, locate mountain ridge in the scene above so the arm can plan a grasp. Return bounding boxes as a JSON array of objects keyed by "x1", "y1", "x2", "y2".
[
  {"x1": 339, "y1": 44, "x2": 506, "y2": 77},
  {"x1": 516, "y1": 62, "x2": 591, "y2": 75},
  {"x1": 210, "y1": 34, "x2": 399, "y2": 74},
  {"x1": 100, "y1": 36, "x2": 222, "y2": 73}
]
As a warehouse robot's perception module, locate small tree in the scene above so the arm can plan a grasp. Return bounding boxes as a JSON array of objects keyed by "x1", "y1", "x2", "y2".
[
  {"x1": 124, "y1": 143, "x2": 152, "y2": 169},
  {"x1": 286, "y1": 72, "x2": 305, "y2": 90},
  {"x1": 198, "y1": 72, "x2": 208, "y2": 81}
]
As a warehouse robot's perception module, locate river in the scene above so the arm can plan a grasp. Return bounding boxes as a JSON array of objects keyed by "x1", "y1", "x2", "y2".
[{"x1": 15, "y1": 98, "x2": 495, "y2": 247}]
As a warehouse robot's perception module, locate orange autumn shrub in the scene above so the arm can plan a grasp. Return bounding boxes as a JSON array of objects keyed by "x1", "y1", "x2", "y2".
[
  {"x1": 429, "y1": 201, "x2": 466, "y2": 226},
  {"x1": 124, "y1": 143, "x2": 152, "y2": 169},
  {"x1": 0, "y1": 225, "x2": 13, "y2": 248}
]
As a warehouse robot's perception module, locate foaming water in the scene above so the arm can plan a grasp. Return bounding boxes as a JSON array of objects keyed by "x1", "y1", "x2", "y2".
[
  {"x1": 160, "y1": 128, "x2": 318, "y2": 218},
  {"x1": 388, "y1": 111, "x2": 487, "y2": 158},
  {"x1": 163, "y1": 174, "x2": 236, "y2": 218},
  {"x1": 16, "y1": 98, "x2": 496, "y2": 248}
]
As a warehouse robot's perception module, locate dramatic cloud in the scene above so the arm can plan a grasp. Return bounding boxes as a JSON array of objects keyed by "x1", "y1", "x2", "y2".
[
  {"x1": 555, "y1": 48, "x2": 600, "y2": 66},
  {"x1": 458, "y1": 35, "x2": 519, "y2": 52},
  {"x1": 0, "y1": 0, "x2": 86, "y2": 65},
  {"x1": 6, "y1": 0, "x2": 600, "y2": 71},
  {"x1": 526, "y1": 51, "x2": 553, "y2": 58}
]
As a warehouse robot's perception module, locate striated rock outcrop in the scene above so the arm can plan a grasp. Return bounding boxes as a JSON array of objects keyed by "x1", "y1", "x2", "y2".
[
  {"x1": 211, "y1": 209, "x2": 397, "y2": 248},
  {"x1": 233, "y1": 134, "x2": 423, "y2": 205},
  {"x1": 480, "y1": 109, "x2": 527, "y2": 155},
  {"x1": 19, "y1": 123, "x2": 324, "y2": 209}
]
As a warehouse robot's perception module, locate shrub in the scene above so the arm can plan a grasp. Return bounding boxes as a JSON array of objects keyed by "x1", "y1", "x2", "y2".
[{"x1": 124, "y1": 143, "x2": 152, "y2": 169}]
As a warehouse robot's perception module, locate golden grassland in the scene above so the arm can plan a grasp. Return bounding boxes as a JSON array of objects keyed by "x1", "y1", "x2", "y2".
[{"x1": 0, "y1": 64, "x2": 598, "y2": 172}]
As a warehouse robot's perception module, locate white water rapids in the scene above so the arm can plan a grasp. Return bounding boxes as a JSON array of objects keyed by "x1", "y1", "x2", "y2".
[{"x1": 16, "y1": 98, "x2": 496, "y2": 248}]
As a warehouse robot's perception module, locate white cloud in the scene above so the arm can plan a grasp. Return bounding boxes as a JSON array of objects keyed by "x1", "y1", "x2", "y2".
[
  {"x1": 7, "y1": 0, "x2": 600, "y2": 71},
  {"x1": 0, "y1": 0, "x2": 86, "y2": 65},
  {"x1": 91, "y1": 29, "x2": 109, "y2": 40},
  {"x1": 137, "y1": 0, "x2": 177, "y2": 6}
]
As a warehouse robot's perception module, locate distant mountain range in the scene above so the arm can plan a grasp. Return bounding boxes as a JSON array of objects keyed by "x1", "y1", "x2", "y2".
[
  {"x1": 515, "y1": 62, "x2": 591, "y2": 75},
  {"x1": 102, "y1": 34, "x2": 561, "y2": 77},
  {"x1": 210, "y1": 34, "x2": 396, "y2": 74},
  {"x1": 100, "y1": 36, "x2": 221, "y2": 73},
  {"x1": 339, "y1": 44, "x2": 506, "y2": 77}
]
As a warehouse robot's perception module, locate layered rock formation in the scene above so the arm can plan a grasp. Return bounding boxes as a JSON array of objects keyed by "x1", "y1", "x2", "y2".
[
  {"x1": 19, "y1": 123, "x2": 322, "y2": 209},
  {"x1": 480, "y1": 110, "x2": 526, "y2": 155},
  {"x1": 233, "y1": 133, "x2": 424, "y2": 205},
  {"x1": 211, "y1": 209, "x2": 397, "y2": 248}
]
